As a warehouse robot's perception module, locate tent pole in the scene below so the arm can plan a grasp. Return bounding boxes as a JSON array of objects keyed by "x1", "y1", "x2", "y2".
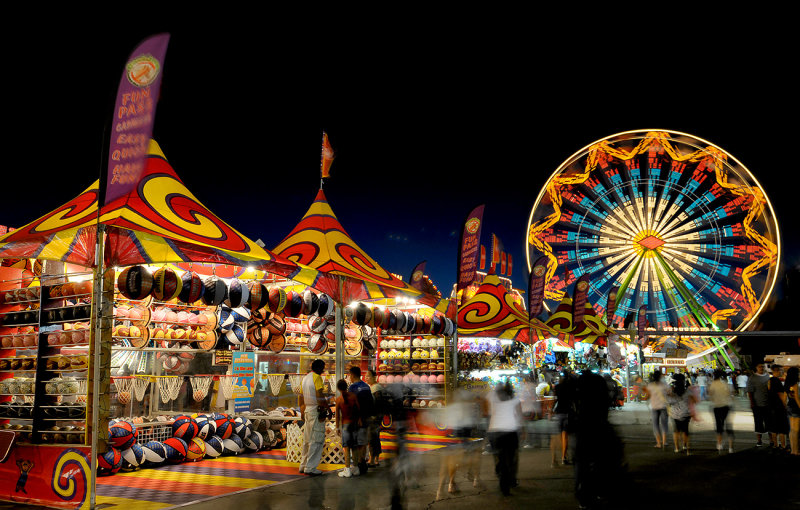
[{"x1": 335, "y1": 276, "x2": 344, "y2": 382}]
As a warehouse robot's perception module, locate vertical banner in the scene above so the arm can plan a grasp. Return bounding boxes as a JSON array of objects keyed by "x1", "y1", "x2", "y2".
[
  {"x1": 507, "y1": 254, "x2": 513, "y2": 277},
  {"x1": 232, "y1": 351, "x2": 256, "y2": 412},
  {"x1": 457, "y1": 205, "x2": 485, "y2": 295},
  {"x1": 606, "y1": 285, "x2": 619, "y2": 326},
  {"x1": 637, "y1": 305, "x2": 648, "y2": 346},
  {"x1": 572, "y1": 274, "x2": 591, "y2": 329},
  {"x1": 500, "y1": 252, "x2": 507, "y2": 275},
  {"x1": 104, "y1": 33, "x2": 170, "y2": 205},
  {"x1": 479, "y1": 245, "x2": 486, "y2": 270},
  {"x1": 409, "y1": 260, "x2": 427, "y2": 291},
  {"x1": 491, "y1": 234, "x2": 504, "y2": 272},
  {"x1": 528, "y1": 255, "x2": 549, "y2": 319},
  {"x1": 321, "y1": 131, "x2": 335, "y2": 179}
]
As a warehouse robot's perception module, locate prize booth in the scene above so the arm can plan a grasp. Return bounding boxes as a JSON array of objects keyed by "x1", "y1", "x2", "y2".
[{"x1": 0, "y1": 143, "x2": 455, "y2": 509}]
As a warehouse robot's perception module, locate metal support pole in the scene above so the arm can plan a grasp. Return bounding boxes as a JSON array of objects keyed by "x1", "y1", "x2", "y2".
[{"x1": 334, "y1": 276, "x2": 345, "y2": 382}]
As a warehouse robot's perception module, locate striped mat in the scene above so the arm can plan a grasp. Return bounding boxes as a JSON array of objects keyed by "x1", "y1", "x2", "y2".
[{"x1": 95, "y1": 432, "x2": 462, "y2": 510}]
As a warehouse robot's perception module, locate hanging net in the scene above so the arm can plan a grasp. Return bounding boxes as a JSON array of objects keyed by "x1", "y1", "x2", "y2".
[
  {"x1": 159, "y1": 376, "x2": 181, "y2": 403},
  {"x1": 190, "y1": 376, "x2": 212, "y2": 402},
  {"x1": 220, "y1": 375, "x2": 235, "y2": 400},
  {"x1": 288, "y1": 374, "x2": 304, "y2": 395},
  {"x1": 268, "y1": 374, "x2": 285, "y2": 396},
  {"x1": 133, "y1": 376, "x2": 150, "y2": 401},
  {"x1": 113, "y1": 377, "x2": 133, "y2": 405}
]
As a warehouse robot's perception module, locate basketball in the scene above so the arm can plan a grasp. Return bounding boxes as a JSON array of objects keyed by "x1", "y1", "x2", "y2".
[
  {"x1": 186, "y1": 437, "x2": 206, "y2": 461},
  {"x1": 248, "y1": 326, "x2": 271, "y2": 349},
  {"x1": 215, "y1": 416, "x2": 234, "y2": 439},
  {"x1": 393, "y1": 309, "x2": 405, "y2": 332},
  {"x1": 269, "y1": 334, "x2": 286, "y2": 353},
  {"x1": 353, "y1": 302, "x2": 372, "y2": 326},
  {"x1": 233, "y1": 416, "x2": 252, "y2": 440},
  {"x1": 302, "y1": 290, "x2": 319, "y2": 316},
  {"x1": 204, "y1": 435, "x2": 224, "y2": 458},
  {"x1": 308, "y1": 334, "x2": 325, "y2": 353},
  {"x1": 172, "y1": 415, "x2": 199, "y2": 441},
  {"x1": 316, "y1": 293, "x2": 333, "y2": 317},
  {"x1": 152, "y1": 267, "x2": 182, "y2": 301},
  {"x1": 120, "y1": 443, "x2": 145, "y2": 471},
  {"x1": 225, "y1": 278, "x2": 249, "y2": 308},
  {"x1": 142, "y1": 441, "x2": 167, "y2": 465},
  {"x1": 163, "y1": 437, "x2": 188, "y2": 463},
  {"x1": 247, "y1": 282, "x2": 267, "y2": 310},
  {"x1": 225, "y1": 325, "x2": 245, "y2": 347},
  {"x1": 202, "y1": 276, "x2": 227, "y2": 306},
  {"x1": 195, "y1": 415, "x2": 217, "y2": 440},
  {"x1": 117, "y1": 266, "x2": 154, "y2": 300},
  {"x1": 283, "y1": 291, "x2": 303, "y2": 317},
  {"x1": 431, "y1": 314, "x2": 444, "y2": 335},
  {"x1": 230, "y1": 307, "x2": 251, "y2": 323},
  {"x1": 267, "y1": 287, "x2": 286, "y2": 314},
  {"x1": 309, "y1": 316, "x2": 327, "y2": 333},
  {"x1": 444, "y1": 318, "x2": 455, "y2": 337},
  {"x1": 370, "y1": 307, "x2": 384, "y2": 328},
  {"x1": 266, "y1": 316, "x2": 286, "y2": 335},
  {"x1": 98, "y1": 447, "x2": 123, "y2": 475},
  {"x1": 223, "y1": 435, "x2": 244, "y2": 455},
  {"x1": 108, "y1": 420, "x2": 137, "y2": 450},
  {"x1": 244, "y1": 430, "x2": 264, "y2": 452},
  {"x1": 403, "y1": 312, "x2": 415, "y2": 333},
  {"x1": 178, "y1": 271, "x2": 204, "y2": 304}
]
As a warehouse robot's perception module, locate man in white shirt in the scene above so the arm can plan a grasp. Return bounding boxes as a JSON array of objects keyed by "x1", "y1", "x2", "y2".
[{"x1": 298, "y1": 359, "x2": 329, "y2": 475}]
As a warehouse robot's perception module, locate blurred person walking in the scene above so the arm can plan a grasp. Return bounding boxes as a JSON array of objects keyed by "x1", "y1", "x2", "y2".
[
  {"x1": 736, "y1": 371, "x2": 749, "y2": 398},
  {"x1": 666, "y1": 372, "x2": 697, "y2": 454},
  {"x1": 783, "y1": 366, "x2": 800, "y2": 456},
  {"x1": 485, "y1": 381, "x2": 522, "y2": 496},
  {"x1": 335, "y1": 379, "x2": 361, "y2": 478},
  {"x1": 709, "y1": 369, "x2": 735, "y2": 453},
  {"x1": 747, "y1": 363, "x2": 771, "y2": 446},
  {"x1": 551, "y1": 370, "x2": 577, "y2": 466},
  {"x1": 436, "y1": 388, "x2": 473, "y2": 499},
  {"x1": 643, "y1": 370, "x2": 669, "y2": 449},
  {"x1": 298, "y1": 359, "x2": 329, "y2": 476},
  {"x1": 365, "y1": 369, "x2": 385, "y2": 467},
  {"x1": 766, "y1": 365, "x2": 789, "y2": 450},
  {"x1": 348, "y1": 366, "x2": 375, "y2": 474}
]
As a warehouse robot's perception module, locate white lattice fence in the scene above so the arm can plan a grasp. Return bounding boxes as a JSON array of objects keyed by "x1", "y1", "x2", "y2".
[{"x1": 285, "y1": 422, "x2": 344, "y2": 465}]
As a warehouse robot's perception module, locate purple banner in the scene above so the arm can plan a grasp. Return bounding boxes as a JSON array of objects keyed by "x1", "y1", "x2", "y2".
[
  {"x1": 457, "y1": 205, "x2": 485, "y2": 294},
  {"x1": 409, "y1": 260, "x2": 427, "y2": 291},
  {"x1": 572, "y1": 274, "x2": 591, "y2": 327},
  {"x1": 606, "y1": 286, "x2": 619, "y2": 326},
  {"x1": 528, "y1": 255, "x2": 548, "y2": 319},
  {"x1": 637, "y1": 305, "x2": 648, "y2": 346},
  {"x1": 105, "y1": 33, "x2": 170, "y2": 205}
]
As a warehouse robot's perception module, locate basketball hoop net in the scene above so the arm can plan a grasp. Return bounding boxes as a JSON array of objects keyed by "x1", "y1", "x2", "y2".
[
  {"x1": 268, "y1": 374, "x2": 285, "y2": 396},
  {"x1": 288, "y1": 374, "x2": 304, "y2": 395},
  {"x1": 159, "y1": 376, "x2": 181, "y2": 403},
  {"x1": 220, "y1": 375, "x2": 235, "y2": 400},
  {"x1": 190, "y1": 376, "x2": 212, "y2": 402},
  {"x1": 113, "y1": 377, "x2": 134, "y2": 405},
  {"x1": 133, "y1": 376, "x2": 150, "y2": 401}
]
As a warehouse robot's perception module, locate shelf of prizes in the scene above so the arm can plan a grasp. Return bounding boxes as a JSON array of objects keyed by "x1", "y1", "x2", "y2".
[{"x1": 0, "y1": 260, "x2": 385, "y2": 509}]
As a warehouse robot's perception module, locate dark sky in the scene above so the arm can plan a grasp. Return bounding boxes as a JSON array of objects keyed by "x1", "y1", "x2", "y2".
[{"x1": 3, "y1": 20, "x2": 797, "y2": 308}]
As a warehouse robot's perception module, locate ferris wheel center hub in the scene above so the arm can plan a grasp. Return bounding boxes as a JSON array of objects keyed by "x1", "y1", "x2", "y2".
[{"x1": 636, "y1": 235, "x2": 665, "y2": 250}]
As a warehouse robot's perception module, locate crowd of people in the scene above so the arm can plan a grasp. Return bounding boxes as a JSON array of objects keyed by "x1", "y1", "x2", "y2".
[{"x1": 295, "y1": 358, "x2": 799, "y2": 509}]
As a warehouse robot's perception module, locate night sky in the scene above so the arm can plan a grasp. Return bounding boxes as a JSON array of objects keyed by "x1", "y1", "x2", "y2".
[{"x1": 3, "y1": 20, "x2": 796, "y2": 328}]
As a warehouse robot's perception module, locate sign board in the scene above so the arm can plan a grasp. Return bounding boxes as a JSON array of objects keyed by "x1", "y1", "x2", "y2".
[
  {"x1": 664, "y1": 358, "x2": 686, "y2": 366},
  {"x1": 213, "y1": 350, "x2": 232, "y2": 366},
  {"x1": 232, "y1": 351, "x2": 256, "y2": 412}
]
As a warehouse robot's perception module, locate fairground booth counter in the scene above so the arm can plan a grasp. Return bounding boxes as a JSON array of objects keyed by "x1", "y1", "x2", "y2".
[
  {"x1": 0, "y1": 143, "x2": 454, "y2": 510},
  {"x1": 455, "y1": 271, "x2": 554, "y2": 395}
]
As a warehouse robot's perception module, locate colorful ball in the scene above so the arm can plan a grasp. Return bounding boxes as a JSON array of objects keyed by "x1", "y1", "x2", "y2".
[
  {"x1": 283, "y1": 291, "x2": 303, "y2": 317},
  {"x1": 247, "y1": 282, "x2": 267, "y2": 310},
  {"x1": 163, "y1": 437, "x2": 188, "y2": 463},
  {"x1": 178, "y1": 271, "x2": 205, "y2": 304},
  {"x1": 248, "y1": 326, "x2": 271, "y2": 350},
  {"x1": 244, "y1": 430, "x2": 264, "y2": 451},
  {"x1": 202, "y1": 276, "x2": 227, "y2": 306},
  {"x1": 108, "y1": 420, "x2": 137, "y2": 450},
  {"x1": 302, "y1": 290, "x2": 319, "y2": 316},
  {"x1": 222, "y1": 435, "x2": 244, "y2": 455},
  {"x1": 195, "y1": 415, "x2": 217, "y2": 440},
  {"x1": 225, "y1": 279, "x2": 249, "y2": 308},
  {"x1": 152, "y1": 267, "x2": 183, "y2": 302},
  {"x1": 352, "y1": 302, "x2": 372, "y2": 326},
  {"x1": 98, "y1": 447, "x2": 123, "y2": 475},
  {"x1": 204, "y1": 435, "x2": 224, "y2": 458},
  {"x1": 309, "y1": 315, "x2": 327, "y2": 333},
  {"x1": 117, "y1": 265, "x2": 154, "y2": 300},
  {"x1": 186, "y1": 437, "x2": 206, "y2": 461},
  {"x1": 141, "y1": 441, "x2": 167, "y2": 466},
  {"x1": 215, "y1": 416, "x2": 234, "y2": 440},
  {"x1": 172, "y1": 415, "x2": 199, "y2": 441},
  {"x1": 224, "y1": 325, "x2": 245, "y2": 347},
  {"x1": 121, "y1": 443, "x2": 145, "y2": 471},
  {"x1": 266, "y1": 287, "x2": 287, "y2": 314},
  {"x1": 316, "y1": 293, "x2": 333, "y2": 317},
  {"x1": 233, "y1": 416, "x2": 252, "y2": 440}
]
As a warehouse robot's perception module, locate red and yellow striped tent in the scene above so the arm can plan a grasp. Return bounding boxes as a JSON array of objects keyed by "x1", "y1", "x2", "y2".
[
  {"x1": 543, "y1": 295, "x2": 608, "y2": 347},
  {"x1": 0, "y1": 141, "x2": 299, "y2": 278},
  {"x1": 271, "y1": 189, "x2": 453, "y2": 315},
  {"x1": 457, "y1": 272, "x2": 553, "y2": 343}
]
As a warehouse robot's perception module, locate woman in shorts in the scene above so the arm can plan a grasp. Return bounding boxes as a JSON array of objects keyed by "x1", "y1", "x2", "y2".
[{"x1": 666, "y1": 373, "x2": 697, "y2": 454}]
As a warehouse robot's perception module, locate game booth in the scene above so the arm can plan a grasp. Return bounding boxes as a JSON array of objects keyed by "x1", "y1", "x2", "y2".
[{"x1": 0, "y1": 143, "x2": 456, "y2": 510}]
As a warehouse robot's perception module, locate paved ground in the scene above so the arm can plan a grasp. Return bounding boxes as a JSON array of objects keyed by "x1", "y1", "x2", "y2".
[{"x1": 4, "y1": 397, "x2": 800, "y2": 510}]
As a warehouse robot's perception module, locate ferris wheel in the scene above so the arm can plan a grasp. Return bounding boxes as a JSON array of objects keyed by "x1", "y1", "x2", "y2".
[{"x1": 526, "y1": 130, "x2": 781, "y2": 361}]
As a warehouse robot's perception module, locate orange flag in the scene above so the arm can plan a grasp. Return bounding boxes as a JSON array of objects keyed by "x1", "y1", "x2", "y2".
[{"x1": 321, "y1": 132, "x2": 335, "y2": 179}]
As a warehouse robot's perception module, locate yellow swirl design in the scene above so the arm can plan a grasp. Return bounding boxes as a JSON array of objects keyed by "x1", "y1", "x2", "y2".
[{"x1": 51, "y1": 449, "x2": 90, "y2": 507}]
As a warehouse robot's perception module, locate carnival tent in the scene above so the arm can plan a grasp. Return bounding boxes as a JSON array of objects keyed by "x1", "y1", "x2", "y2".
[
  {"x1": 544, "y1": 295, "x2": 608, "y2": 347},
  {"x1": 0, "y1": 140, "x2": 300, "y2": 277},
  {"x1": 457, "y1": 271, "x2": 554, "y2": 343},
  {"x1": 271, "y1": 189, "x2": 452, "y2": 315}
]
